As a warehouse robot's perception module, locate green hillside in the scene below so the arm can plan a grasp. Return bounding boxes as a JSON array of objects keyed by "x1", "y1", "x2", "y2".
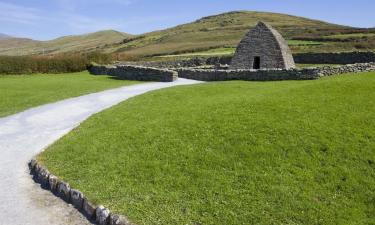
[
  {"x1": 0, "y1": 33, "x2": 12, "y2": 39},
  {"x1": 111, "y1": 11, "x2": 375, "y2": 58},
  {"x1": 1, "y1": 11, "x2": 374, "y2": 58},
  {"x1": 0, "y1": 30, "x2": 132, "y2": 56}
]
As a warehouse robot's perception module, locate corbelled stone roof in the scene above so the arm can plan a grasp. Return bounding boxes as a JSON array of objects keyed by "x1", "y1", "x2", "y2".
[{"x1": 230, "y1": 21, "x2": 295, "y2": 70}]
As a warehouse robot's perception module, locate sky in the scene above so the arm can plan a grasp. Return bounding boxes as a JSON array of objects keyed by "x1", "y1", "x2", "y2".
[{"x1": 0, "y1": 0, "x2": 374, "y2": 40}]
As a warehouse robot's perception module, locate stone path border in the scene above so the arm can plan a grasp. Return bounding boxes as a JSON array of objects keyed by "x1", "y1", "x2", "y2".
[{"x1": 29, "y1": 159, "x2": 131, "y2": 225}]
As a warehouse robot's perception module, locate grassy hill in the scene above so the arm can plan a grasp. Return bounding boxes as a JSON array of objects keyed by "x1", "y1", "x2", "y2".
[
  {"x1": 110, "y1": 11, "x2": 375, "y2": 59},
  {"x1": 0, "y1": 30, "x2": 132, "y2": 56},
  {"x1": 0, "y1": 33, "x2": 12, "y2": 39},
  {"x1": 1, "y1": 11, "x2": 375, "y2": 58}
]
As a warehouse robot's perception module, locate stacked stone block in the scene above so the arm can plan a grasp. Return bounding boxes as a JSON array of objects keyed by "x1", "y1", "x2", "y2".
[
  {"x1": 230, "y1": 22, "x2": 295, "y2": 70},
  {"x1": 294, "y1": 52, "x2": 375, "y2": 64},
  {"x1": 29, "y1": 159, "x2": 133, "y2": 225},
  {"x1": 177, "y1": 62, "x2": 375, "y2": 81},
  {"x1": 89, "y1": 65, "x2": 177, "y2": 82}
]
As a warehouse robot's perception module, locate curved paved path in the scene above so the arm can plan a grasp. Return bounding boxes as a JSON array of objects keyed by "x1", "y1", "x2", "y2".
[{"x1": 0, "y1": 78, "x2": 202, "y2": 225}]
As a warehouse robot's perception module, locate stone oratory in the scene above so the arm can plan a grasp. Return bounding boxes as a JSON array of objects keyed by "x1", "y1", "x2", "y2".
[{"x1": 230, "y1": 22, "x2": 295, "y2": 70}]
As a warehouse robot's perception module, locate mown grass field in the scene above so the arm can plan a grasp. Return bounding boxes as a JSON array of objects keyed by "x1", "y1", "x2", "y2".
[
  {"x1": 0, "y1": 72, "x2": 140, "y2": 117},
  {"x1": 39, "y1": 72, "x2": 375, "y2": 225}
]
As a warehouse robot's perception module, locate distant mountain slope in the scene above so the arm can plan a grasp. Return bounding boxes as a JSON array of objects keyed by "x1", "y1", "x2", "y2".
[
  {"x1": 0, "y1": 33, "x2": 12, "y2": 39},
  {"x1": 0, "y1": 30, "x2": 132, "y2": 56},
  {"x1": 0, "y1": 11, "x2": 374, "y2": 57},
  {"x1": 109, "y1": 11, "x2": 371, "y2": 57}
]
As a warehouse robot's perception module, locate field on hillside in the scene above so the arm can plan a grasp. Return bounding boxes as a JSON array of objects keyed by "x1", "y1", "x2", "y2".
[
  {"x1": 39, "y1": 72, "x2": 375, "y2": 225},
  {"x1": 0, "y1": 30, "x2": 131, "y2": 56},
  {"x1": 0, "y1": 72, "x2": 140, "y2": 117},
  {"x1": 157, "y1": 39, "x2": 325, "y2": 59}
]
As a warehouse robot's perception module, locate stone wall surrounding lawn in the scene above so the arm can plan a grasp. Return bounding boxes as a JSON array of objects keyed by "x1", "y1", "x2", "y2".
[
  {"x1": 119, "y1": 52, "x2": 375, "y2": 69},
  {"x1": 89, "y1": 63, "x2": 375, "y2": 82},
  {"x1": 89, "y1": 65, "x2": 177, "y2": 82},
  {"x1": 293, "y1": 52, "x2": 375, "y2": 64},
  {"x1": 177, "y1": 62, "x2": 375, "y2": 81},
  {"x1": 177, "y1": 68, "x2": 319, "y2": 81},
  {"x1": 313, "y1": 62, "x2": 375, "y2": 76},
  {"x1": 88, "y1": 65, "x2": 116, "y2": 75}
]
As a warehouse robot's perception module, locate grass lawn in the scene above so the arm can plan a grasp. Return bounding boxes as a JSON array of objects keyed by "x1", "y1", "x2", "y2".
[
  {"x1": 0, "y1": 71, "x2": 140, "y2": 117},
  {"x1": 159, "y1": 47, "x2": 236, "y2": 58},
  {"x1": 324, "y1": 33, "x2": 375, "y2": 39},
  {"x1": 287, "y1": 40, "x2": 323, "y2": 46},
  {"x1": 39, "y1": 72, "x2": 375, "y2": 225}
]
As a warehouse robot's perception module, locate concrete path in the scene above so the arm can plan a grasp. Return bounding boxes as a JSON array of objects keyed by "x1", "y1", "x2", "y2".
[{"x1": 0, "y1": 78, "x2": 202, "y2": 225}]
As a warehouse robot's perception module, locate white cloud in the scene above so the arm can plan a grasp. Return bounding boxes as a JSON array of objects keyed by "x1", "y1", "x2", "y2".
[
  {"x1": 0, "y1": 2, "x2": 41, "y2": 24},
  {"x1": 0, "y1": 1, "x2": 135, "y2": 35},
  {"x1": 58, "y1": 13, "x2": 124, "y2": 33},
  {"x1": 0, "y1": 0, "x2": 167, "y2": 39},
  {"x1": 55, "y1": 13, "x2": 170, "y2": 35},
  {"x1": 110, "y1": 0, "x2": 134, "y2": 6},
  {"x1": 53, "y1": 0, "x2": 135, "y2": 12}
]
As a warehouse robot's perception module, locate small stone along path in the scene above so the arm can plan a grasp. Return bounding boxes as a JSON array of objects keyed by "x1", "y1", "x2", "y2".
[{"x1": 0, "y1": 78, "x2": 202, "y2": 225}]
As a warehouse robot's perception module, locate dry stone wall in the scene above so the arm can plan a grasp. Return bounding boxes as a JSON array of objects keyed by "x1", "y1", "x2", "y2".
[
  {"x1": 89, "y1": 65, "x2": 177, "y2": 82},
  {"x1": 313, "y1": 62, "x2": 375, "y2": 76},
  {"x1": 293, "y1": 52, "x2": 375, "y2": 64},
  {"x1": 120, "y1": 52, "x2": 375, "y2": 69},
  {"x1": 89, "y1": 63, "x2": 375, "y2": 82},
  {"x1": 177, "y1": 63, "x2": 375, "y2": 81},
  {"x1": 88, "y1": 65, "x2": 116, "y2": 75},
  {"x1": 177, "y1": 68, "x2": 320, "y2": 81}
]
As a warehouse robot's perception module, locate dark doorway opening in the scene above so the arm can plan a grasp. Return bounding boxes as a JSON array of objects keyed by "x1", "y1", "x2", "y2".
[{"x1": 253, "y1": 56, "x2": 260, "y2": 69}]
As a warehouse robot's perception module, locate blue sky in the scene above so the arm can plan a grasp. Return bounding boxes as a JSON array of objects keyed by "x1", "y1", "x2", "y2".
[{"x1": 0, "y1": 0, "x2": 374, "y2": 40}]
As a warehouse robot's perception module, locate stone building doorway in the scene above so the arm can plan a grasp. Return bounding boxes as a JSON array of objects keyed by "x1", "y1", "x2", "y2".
[{"x1": 253, "y1": 56, "x2": 261, "y2": 69}]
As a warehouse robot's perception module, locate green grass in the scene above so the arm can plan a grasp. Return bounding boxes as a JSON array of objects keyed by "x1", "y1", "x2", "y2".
[
  {"x1": 39, "y1": 72, "x2": 375, "y2": 225},
  {"x1": 0, "y1": 71, "x2": 140, "y2": 117},
  {"x1": 324, "y1": 33, "x2": 375, "y2": 39},
  {"x1": 287, "y1": 40, "x2": 323, "y2": 46},
  {"x1": 159, "y1": 47, "x2": 236, "y2": 58}
]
